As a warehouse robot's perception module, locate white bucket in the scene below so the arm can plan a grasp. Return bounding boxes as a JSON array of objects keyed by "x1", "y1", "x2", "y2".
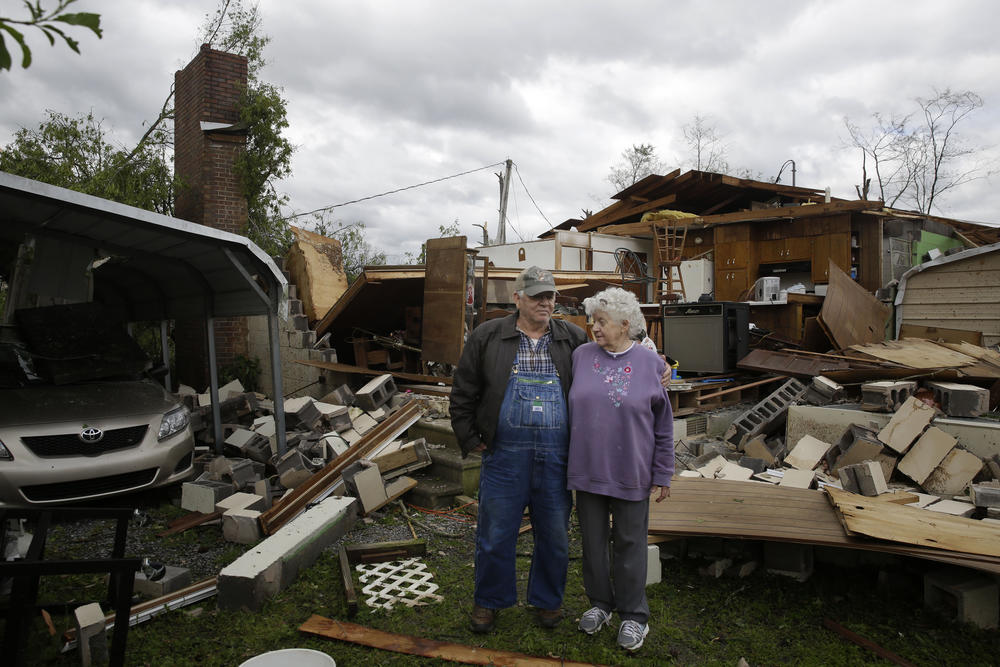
[{"x1": 238, "y1": 648, "x2": 336, "y2": 667}]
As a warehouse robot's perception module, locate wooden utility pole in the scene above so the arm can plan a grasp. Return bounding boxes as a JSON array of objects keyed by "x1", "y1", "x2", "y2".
[{"x1": 497, "y1": 158, "x2": 512, "y2": 245}]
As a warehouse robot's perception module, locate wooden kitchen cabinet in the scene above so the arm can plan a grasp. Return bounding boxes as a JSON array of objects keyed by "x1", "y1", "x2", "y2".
[
  {"x1": 716, "y1": 241, "x2": 749, "y2": 269},
  {"x1": 811, "y1": 233, "x2": 851, "y2": 282},
  {"x1": 715, "y1": 268, "x2": 748, "y2": 301},
  {"x1": 760, "y1": 236, "x2": 811, "y2": 263}
]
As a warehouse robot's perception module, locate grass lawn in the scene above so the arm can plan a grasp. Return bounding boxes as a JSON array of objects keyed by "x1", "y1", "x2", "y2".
[{"x1": 9, "y1": 498, "x2": 1000, "y2": 666}]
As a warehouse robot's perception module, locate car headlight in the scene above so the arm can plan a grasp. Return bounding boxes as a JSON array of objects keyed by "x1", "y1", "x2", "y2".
[
  {"x1": 158, "y1": 406, "x2": 190, "y2": 441},
  {"x1": 0, "y1": 438, "x2": 12, "y2": 461}
]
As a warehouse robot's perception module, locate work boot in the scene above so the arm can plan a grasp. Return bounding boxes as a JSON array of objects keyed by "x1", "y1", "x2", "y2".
[
  {"x1": 536, "y1": 607, "x2": 563, "y2": 629},
  {"x1": 470, "y1": 605, "x2": 496, "y2": 633}
]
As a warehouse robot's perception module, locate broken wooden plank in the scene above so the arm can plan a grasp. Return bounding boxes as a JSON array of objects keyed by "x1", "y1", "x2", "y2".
[
  {"x1": 825, "y1": 486, "x2": 1000, "y2": 557},
  {"x1": 695, "y1": 375, "x2": 786, "y2": 400},
  {"x1": 296, "y1": 359, "x2": 453, "y2": 386},
  {"x1": 298, "y1": 615, "x2": 609, "y2": 666},
  {"x1": 850, "y1": 338, "x2": 978, "y2": 370},
  {"x1": 736, "y1": 348, "x2": 852, "y2": 378},
  {"x1": 819, "y1": 261, "x2": 890, "y2": 349},
  {"x1": 338, "y1": 544, "x2": 358, "y2": 618},
  {"x1": 823, "y1": 618, "x2": 918, "y2": 667},
  {"x1": 156, "y1": 511, "x2": 222, "y2": 538},
  {"x1": 344, "y1": 538, "x2": 427, "y2": 564}
]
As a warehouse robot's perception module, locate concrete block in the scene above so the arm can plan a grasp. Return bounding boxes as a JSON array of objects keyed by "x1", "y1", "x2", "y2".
[
  {"x1": 904, "y1": 492, "x2": 941, "y2": 509},
  {"x1": 224, "y1": 428, "x2": 270, "y2": 462},
  {"x1": 341, "y1": 428, "x2": 362, "y2": 445},
  {"x1": 222, "y1": 508, "x2": 262, "y2": 544},
  {"x1": 225, "y1": 458, "x2": 259, "y2": 489},
  {"x1": 368, "y1": 407, "x2": 389, "y2": 423},
  {"x1": 287, "y1": 298, "x2": 303, "y2": 316},
  {"x1": 218, "y1": 496, "x2": 358, "y2": 611},
  {"x1": 678, "y1": 470, "x2": 703, "y2": 478},
  {"x1": 254, "y1": 478, "x2": 275, "y2": 508},
  {"x1": 342, "y1": 461, "x2": 388, "y2": 514},
  {"x1": 970, "y1": 483, "x2": 1000, "y2": 508},
  {"x1": 697, "y1": 557, "x2": 732, "y2": 578},
  {"x1": 74, "y1": 602, "x2": 107, "y2": 667},
  {"x1": 320, "y1": 433, "x2": 350, "y2": 458},
  {"x1": 778, "y1": 468, "x2": 815, "y2": 489},
  {"x1": 134, "y1": 565, "x2": 192, "y2": 598},
  {"x1": 743, "y1": 435, "x2": 777, "y2": 466},
  {"x1": 290, "y1": 313, "x2": 310, "y2": 331},
  {"x1": 645, "y1": 545, "x2": 661, "y2": 586},
  {"x1": 354, "y1": 373, "x2": 397, "y2": 411},
  {"x1": 838, "y1": 461, "x2": 888, "y2": 496},
  {"x1": 716, "y1": 461, "x2": 754, "y2": 481},
  {"x1": 351, "y1": 412, "x2": 378, "y2": 435},
  {"x1": 216, "y1": 492, "x2": 266, "y2": 514},
  {"x1": 925, "y1": 499, "x2": 975, "y2": 517},
  {"x1": 898, "y1": 426, "x2": 956, "y2": 485},
  {"x1": 287, "y1": 329, "x2": 316, "y2": 348},
  {"x1": 284, "y1": 396, "x2": 321, "y2": 429},
  {"x1": 428, "y1": 446, "x2": 481, "y2": 496},
  {"x1": 275, "y1": 448, "x2": 312, "y2": 475},
  {"x1": 321, "y1": 383, "x2": 355, "y2": 407},
  {"x1": 923, "y1": 448, "x2": 984, "y2": 496},
  {"x1": 924, "y1": 569, "x2": 999, "y2": 629},
  {"x1": 695, "y1": 454, "x2": 727, "y2": 478},
  {"x1": 696, "y1": 439, "x2": 732, "y2": 458},
  {"x1": 877, "y1": 396, "x2": 936, "y2": 454},
  {"x1": 925, "y1": 381, "x2": 990, "y2": 418},
  {"x1": 218, "y1": 379, "x2": 245, "y2": 402},
  {"x1": 388, "y1": 392, "x2": 412, "y2": 410},
  {"x1": 181, "y1": 480, "x2": 234, "y2": 514},
  {"x1": 315, "y1": 401, "x2": 351, "y2": 426},
  {"x1": 279, "y1": 468, "x2": 313, "y2": 489},
  {"x1": 805, "y1": 375, "x2": 844, "y2": 404},
  {"x1": 785, "y1": 434, "x2": 832, "y2": 471},
  {"x1": 763, "y1": 542, "x2": 813, "y2": 582},
  {"x1": 724, "y1": 378, "x2": 808, "y2": 446},
  {"x1": 738, "y1": 457, "x2": 767, "y2": 475},
  {"x1": 861, "y1": 381, "x2": 917, "y2": 412}
]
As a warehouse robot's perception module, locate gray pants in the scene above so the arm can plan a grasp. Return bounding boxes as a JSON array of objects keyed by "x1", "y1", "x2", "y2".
[{"x1": 575, "y1": 490, "x2": 650, "y2": 624}]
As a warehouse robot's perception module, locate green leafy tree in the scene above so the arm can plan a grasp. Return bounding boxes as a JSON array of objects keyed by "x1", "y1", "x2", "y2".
[
  {"x1": 0, "y1": 0, "x2": 101, "y2": 71},
  {"x1": 0, "y1": 110, "x2": 175, "y2": 214}
]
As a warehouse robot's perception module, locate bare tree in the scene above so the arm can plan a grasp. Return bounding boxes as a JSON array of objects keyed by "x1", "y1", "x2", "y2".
[
  {"x1": 682, "y1": 114, "x2": 729, "y2": 173},
  {"x1": 845, "y1": 89, "x2": 992, "y2": 213},
  {"x1": 607, "y1": 143, "x2": 666, "y2": 193}
]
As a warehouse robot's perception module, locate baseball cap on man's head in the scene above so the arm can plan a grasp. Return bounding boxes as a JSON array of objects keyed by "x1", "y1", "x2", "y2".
[{"x1": 514, "y1": 265, "x2": 557, "y2": 296}]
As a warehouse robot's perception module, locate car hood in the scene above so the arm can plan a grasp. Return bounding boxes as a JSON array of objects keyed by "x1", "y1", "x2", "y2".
[{"x1": 0, "y1": 381, "x2": 179, "y2": 427}]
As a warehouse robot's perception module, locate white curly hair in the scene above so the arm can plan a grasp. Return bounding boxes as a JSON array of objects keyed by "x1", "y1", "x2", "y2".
[{"x1": 582, "y1": 287, "x2": 645, "y2": 340}]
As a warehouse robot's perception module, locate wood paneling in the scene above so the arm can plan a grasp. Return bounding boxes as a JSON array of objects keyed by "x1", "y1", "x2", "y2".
[{"x1": 421, "y1": 237, "x2": 468, "y2": 366}]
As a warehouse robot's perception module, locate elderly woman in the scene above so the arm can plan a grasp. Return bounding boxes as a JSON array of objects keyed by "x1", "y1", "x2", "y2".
[{"x1": 567, "y1": 287, "x2": 673, "y2": 652}]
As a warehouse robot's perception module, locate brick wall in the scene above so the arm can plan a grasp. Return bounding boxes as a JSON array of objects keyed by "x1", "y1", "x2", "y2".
[{"x1": 173, "y1": 45, "x2": 251, "y2": 388}]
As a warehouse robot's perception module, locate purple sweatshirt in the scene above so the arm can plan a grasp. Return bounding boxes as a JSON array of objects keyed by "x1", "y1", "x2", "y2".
[{"x1": 567, "y1": 342, "x2": 674, "y2": 501}]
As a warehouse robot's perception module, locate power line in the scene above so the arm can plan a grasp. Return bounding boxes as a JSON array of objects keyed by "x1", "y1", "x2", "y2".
[
  {"x1": 281, "y1": 161, "x2": 506, "y2": 221},
  {"x1": 512, "y1": 162, "x2": 552, "y2": 228}
]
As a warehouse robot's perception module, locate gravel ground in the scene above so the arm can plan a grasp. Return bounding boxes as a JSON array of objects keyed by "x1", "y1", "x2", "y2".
[{"x1": 29, "y1": 486, "x2": 478, "y2": 589}]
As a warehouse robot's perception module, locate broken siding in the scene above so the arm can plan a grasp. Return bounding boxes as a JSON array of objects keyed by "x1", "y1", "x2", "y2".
[{"x1": 897, "y1": 249, "x2": 1000, "y2": 346}]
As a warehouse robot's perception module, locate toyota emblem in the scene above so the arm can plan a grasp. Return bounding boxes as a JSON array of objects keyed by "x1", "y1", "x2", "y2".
[{"x1": 79, "y1": 427, "x2": 104, "y2": 443}]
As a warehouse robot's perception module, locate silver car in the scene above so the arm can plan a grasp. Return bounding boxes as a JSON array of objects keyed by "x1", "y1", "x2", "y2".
[{"x1": 0, "y1": 345, "x2": 195, "y2": 507}]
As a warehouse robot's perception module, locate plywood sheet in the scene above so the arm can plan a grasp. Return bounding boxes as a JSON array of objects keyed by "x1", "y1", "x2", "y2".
[
  {"x1": 898, "y1": 324, "x2": 983, "y2": 345},
  {"x1": 825, "y1": 486, "x2": 1000, "y2": 557},
  {"x1": 849, "y1": 339, "x2": 976, "y2": 369},
  {"x1": 819, "y1": 261, "x2": 890, "y2": 348},
  {"x1": 421, "y1": 237, "x2": 469, "y2": 366}
]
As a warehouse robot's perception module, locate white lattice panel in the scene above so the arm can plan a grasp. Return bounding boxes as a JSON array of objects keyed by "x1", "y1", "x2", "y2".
[{"x1": 356, "y1": 557, "x2": 443, "y2": 611}]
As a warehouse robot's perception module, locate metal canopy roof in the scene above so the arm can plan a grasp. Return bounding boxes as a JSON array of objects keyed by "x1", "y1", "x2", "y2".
[{"x1": 0, "y1": 170, "x2": 287, "y2": 321}]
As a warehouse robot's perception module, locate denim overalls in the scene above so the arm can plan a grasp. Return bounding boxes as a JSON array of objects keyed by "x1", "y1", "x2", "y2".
[{"x1": 473, "y1": 362, "x2": 572, "y2": 611}]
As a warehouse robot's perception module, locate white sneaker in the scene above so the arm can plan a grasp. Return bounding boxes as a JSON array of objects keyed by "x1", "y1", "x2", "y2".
[
  {"x1": 617, "y1": 619, "x2": 649, "y2": 651},
  {"x1": 578, "y1": 606, "x2": 612, "y2": 635}
]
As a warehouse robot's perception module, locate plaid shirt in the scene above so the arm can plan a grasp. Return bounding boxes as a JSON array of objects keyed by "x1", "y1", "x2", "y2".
[{"x1": 514, "y1": 329, "x2": 558, "y2": 376}]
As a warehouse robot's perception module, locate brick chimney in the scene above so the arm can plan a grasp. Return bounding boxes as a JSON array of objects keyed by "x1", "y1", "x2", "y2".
[{"x1": 173, "y1": 44, "x2": 251, "y2": 389}]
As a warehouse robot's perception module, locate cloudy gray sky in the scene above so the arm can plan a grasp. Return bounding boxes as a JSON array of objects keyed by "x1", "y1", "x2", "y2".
[{"x1": 3, "y1": 0, "x2": 999, "y2": 260}]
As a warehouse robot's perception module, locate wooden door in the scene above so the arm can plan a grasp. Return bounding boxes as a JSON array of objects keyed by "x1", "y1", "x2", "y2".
[{"x1": 421, "y1": 236, "x2": 468, "y2": 366}]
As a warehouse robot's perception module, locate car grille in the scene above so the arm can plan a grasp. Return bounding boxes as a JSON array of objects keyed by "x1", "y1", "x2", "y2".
[
  {"x1": 21, "y1": 425, "x2": 149, "y2": 457},
  {"x1": 20, "y1": 468, "x2": 158, "y2": 503}
]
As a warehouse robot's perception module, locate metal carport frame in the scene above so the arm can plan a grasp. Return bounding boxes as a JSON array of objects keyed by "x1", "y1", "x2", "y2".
[{"x1": 0, "y1": 170, "x2": 289, "y2": 455}]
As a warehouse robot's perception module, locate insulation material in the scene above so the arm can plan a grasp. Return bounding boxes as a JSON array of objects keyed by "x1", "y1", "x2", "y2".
[{"x1": 286, "y1": 225, "x2": 349, "y2": 322}]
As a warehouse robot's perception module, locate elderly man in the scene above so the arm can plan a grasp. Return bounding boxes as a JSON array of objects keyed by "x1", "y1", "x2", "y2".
[{"x1": 450, "y1": 265, "x2": 586, "y2": 633}]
